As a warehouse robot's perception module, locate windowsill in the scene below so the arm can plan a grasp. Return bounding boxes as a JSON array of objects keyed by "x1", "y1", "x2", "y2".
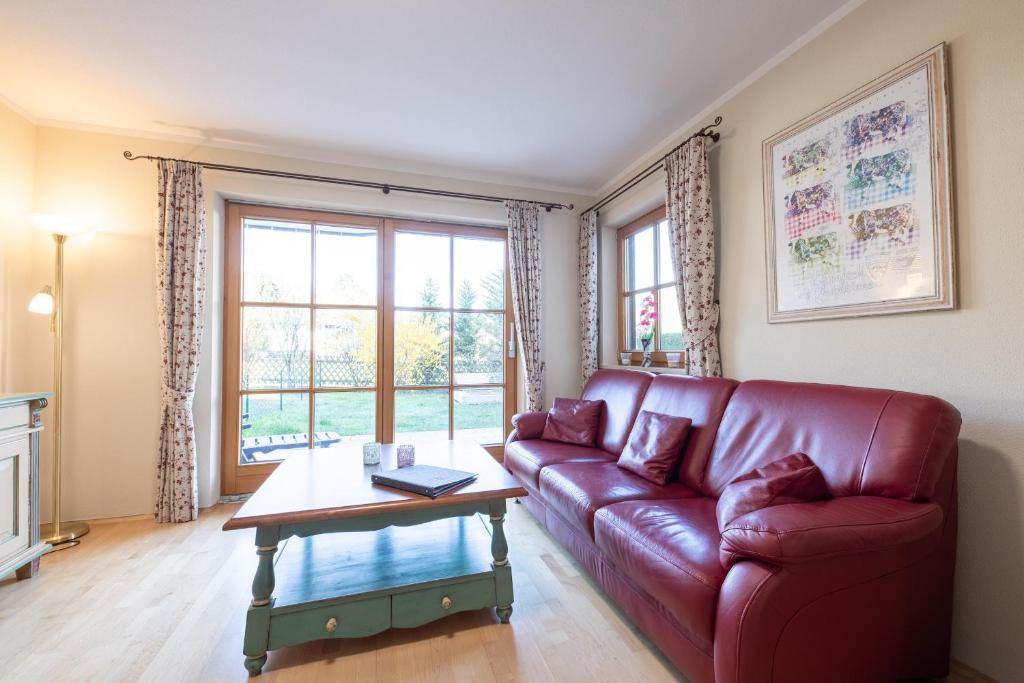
[{"x1": 599, "y1": 364, "x2": 691, "y2": 376}]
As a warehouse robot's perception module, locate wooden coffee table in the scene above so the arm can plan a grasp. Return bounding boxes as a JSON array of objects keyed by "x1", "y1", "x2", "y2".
[{"x1": 222, "y1": 439, "x2": 528, "y2": 676}]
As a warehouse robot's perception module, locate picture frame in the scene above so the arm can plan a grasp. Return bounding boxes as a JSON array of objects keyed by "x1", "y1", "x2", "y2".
[{"x1": 763, "y1": 44, "x2": 955, "y2": 323}]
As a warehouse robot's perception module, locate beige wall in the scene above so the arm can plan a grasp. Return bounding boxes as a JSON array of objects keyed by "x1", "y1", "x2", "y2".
[
  {"x1": 5, "y1": 124, "x2": 590, "y2": 520},
  {"x1": 597, "y1": 0, "x2": 1024, "y2": 678},
  {"x1": 0, "y1": 101, "x2": 38, "y2": 392}
]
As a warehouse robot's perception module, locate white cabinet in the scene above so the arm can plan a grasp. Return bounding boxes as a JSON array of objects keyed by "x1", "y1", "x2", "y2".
[
  {"x1": 0, "y1": 394, "x2": 50, "y2": 580},
  {"x1": 0, "y1": 436, "x2": 30, "y2": 561}
]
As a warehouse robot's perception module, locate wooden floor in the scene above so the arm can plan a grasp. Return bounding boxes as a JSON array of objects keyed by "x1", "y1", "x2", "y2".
[{"x1": 0, "y1": 503, "x2": 991, "y2": 683}]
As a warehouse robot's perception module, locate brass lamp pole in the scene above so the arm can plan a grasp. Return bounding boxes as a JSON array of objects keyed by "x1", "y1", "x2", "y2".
[{"x1": 29, "y1": 218, "x2": 90, "y2": 549}]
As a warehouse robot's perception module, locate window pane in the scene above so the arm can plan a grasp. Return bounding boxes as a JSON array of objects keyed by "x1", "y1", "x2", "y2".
[
  {"x1": 395, "y1": 389, "x2": 449, "y2": 442},
  {"x1": 658, "y1": 219, "x2": 674, "y2": 284},
  {"x1": 239, "y1": 392, "x2": 309, "y2": 464},
  {"x1": 453, "y1": 312, "x2": 503, "y2": 385},
  {"x1": 315, "y1": 225, "x2": 377, "y2": 305},
  {"x1": 314, "y1": 392, "x2": 376, "y2": 446},
  {"x1": 242, "y1": 307, "x2": 310, "y2": 390},
  {"x1": 625, "y1": 292, "x2": 657, "y2": 351},
  {"x1": 453, "y1": 237, "x2": 504, "y2": 310},
  {"x1": 394, "y1": 310, "x2": 450, "y2": 386},
  {"x1": 658, "y1": 286, "x2": 684, "y2": 351},
  {"x1": 626, "y1": 226, "x2": 655, "y2": 290},
  {"x1": 394, "y1": 232, "x2": 450, "y2": 308},
  {"x1": 315, "y1": 309, "x2": 376, "y2": 388},
  {"x1": 243, "y1": 219, "x2": 311, "y2": 303},
  {"x1": 454, "y1": 387, "x2": 503, "y2": 445}
]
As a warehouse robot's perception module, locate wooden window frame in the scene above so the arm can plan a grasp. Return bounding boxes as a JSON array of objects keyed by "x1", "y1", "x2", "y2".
[
  {"x1": 221, "y1": 202, "x2": 516, "y2": 495},
  {"x1": 384, "y1": 218, "x2": 516, "y2": 465},
  {"x1": 616, "y1": 206, "x2": 683, "y2": 367}
]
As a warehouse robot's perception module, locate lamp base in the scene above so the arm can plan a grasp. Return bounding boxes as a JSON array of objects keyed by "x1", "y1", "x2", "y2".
[{"x1": 40, "y1": 520, "x2": 90, "y2": 551}]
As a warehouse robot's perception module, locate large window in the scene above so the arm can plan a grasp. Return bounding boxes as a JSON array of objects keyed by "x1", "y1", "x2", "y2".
[
  {"x1": 618, "y1": 207, "x2": 683, "y2": 361},
  {"x1": 222, "y1": 204, "x2": 515, "y2": 494}
]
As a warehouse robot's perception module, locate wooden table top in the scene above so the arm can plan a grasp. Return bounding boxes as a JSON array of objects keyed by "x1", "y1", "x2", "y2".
[{"x1": 223, "y1": 440, "x2": 527, "y2": 531}]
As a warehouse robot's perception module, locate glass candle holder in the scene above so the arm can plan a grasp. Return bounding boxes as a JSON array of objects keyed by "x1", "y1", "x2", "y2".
[
  {"x1": 619, "y1": 352, "x2": 632, "y2": 366},
  {"x1": 397, "y1": 444, "x2": 415, "y2": 468},
  {"x1": 665, "y1": 352, "x2": 683, "y2": 368},
  {"x1": 362, "y1": 442, "x2": 381, "y2": 465}
]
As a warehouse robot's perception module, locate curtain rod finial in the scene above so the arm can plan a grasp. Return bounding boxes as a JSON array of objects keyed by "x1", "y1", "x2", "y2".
[{"x1": 123, "y1": 150, "x2": 135, "y2": 160}]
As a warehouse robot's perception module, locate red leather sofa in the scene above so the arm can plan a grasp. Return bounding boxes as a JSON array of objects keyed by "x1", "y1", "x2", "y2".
[{"x1": 504, "y1": 369, "x2": 960, "y2": 683}]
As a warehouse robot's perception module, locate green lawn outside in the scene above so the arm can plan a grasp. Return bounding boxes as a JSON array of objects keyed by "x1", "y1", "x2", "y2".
[{"x1": 242, "y1": 389, "x2": 502, "y2": 440}]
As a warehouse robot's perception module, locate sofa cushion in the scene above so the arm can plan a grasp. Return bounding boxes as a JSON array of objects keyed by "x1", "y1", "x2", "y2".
[
  {"x1": 539, "y1": 462, "x2": 699, "y2": 537},
  {"x1": 541, "y1": 397, "x2": 603, "y2": 446},
  {"x1": 580, "y1": 369, "x2": 654, "y2": 455},
  {"x1": 594, "y1": 497, "x2": 725, "y2": 653},
  {"x1": 716, "y1": 452, "x2": 831, "y2": 532},
  {"x1": 634, "y1": 374, "x2": 738, "y2": 490},
  {"x1": 704, "y1": 380, "x2": 962, "y2": 501},
  {"x1": 616, "y1": 410, "x2": 692, "y2": 485},
  {"x1": 504, "y1": 439, "x2": 615, "y2": 489}
]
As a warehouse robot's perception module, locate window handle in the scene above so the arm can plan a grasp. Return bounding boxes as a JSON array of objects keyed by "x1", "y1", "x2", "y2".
[{"x1": 508, "y1": 322, "x2": 516, "y2": 358}]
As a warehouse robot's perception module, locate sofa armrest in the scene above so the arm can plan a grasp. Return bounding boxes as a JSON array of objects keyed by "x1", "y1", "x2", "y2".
[
  {"x1": 720, "y1": 496, "x2": 943, "y2": 567},
  {"x1": 506, "y1": 411, "x2": 548, "y2": 445}
]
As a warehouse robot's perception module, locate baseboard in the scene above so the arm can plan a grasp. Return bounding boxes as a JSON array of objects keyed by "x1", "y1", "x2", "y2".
[{"x1": 949, "y1": 659, "x2": 999, "y2": 682}]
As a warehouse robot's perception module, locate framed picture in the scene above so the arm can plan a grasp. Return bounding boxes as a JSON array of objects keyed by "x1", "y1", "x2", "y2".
[{"x1": 763, "y1": 44, "x2": 954, "y2": 323}]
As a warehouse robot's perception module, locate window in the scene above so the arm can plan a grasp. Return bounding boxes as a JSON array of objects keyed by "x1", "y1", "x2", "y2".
[
  {"x1": 618, "y1": 207, "x2": 683, "y2": 363},
  {"x1": 222, "y1": 204, "x2": 515, "y2": 495}
]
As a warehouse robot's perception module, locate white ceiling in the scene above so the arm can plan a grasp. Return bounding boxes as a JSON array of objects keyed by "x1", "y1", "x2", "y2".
[{"x1": 0, "y1": 0, "x2": 852, "y2": 193}]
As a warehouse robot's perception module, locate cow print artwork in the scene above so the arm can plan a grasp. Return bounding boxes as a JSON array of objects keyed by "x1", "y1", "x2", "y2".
[{"x1": 764, "y1": 46, "x2": 951, "y2": 318}]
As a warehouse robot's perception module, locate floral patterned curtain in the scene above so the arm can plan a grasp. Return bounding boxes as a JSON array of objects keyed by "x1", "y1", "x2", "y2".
[
  {"x1": 665, "y1": 137, "x2": 722, "y2": 377},
  {"x1": 505, "y1": 200, "x2": 544, "y2": 411},
  {"x1": 154, "y1": 160, "x2": 207, "y2": 523},
  {"x1": 578, "y1": 210, "x2": 599, "y2": 387}
]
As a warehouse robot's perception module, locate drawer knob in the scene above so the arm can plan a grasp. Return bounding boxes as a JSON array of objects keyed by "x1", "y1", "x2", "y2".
[
  {"x1": 325, "y1": 617, "x2": 338, "y2": 633},
  {"x1": 441, "y1": 596, "x2": 453, "y2": 610}
]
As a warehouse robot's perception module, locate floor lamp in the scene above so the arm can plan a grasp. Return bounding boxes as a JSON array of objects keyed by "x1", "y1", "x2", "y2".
[{"x1": 28, "y1": 214, "x2": 90, "y2": 550}]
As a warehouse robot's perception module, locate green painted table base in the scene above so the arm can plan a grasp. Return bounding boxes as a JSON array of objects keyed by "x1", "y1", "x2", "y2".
[{"x1": 241, "y1": 499, "x2": 514, "y2": 676}]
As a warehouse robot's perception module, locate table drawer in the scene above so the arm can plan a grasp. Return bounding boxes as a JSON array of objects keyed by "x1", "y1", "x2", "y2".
[
  {"x1": 0, "y1": 405, "x2": 28, "y2": 433},
  {"x1": 268, "y1": 595, "x2": 391, "y2": 650},
  {"x1": 392, "y1": 577, "x2": 496, "y2": 628}
]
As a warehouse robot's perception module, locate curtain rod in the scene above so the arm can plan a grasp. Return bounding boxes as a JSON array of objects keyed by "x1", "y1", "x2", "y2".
[
  {"x1": 122, "y1": 151, "x2": 574, "y2": 212},
  {"x1": 580, "y1": 116, "x2": 723, "y2": 216}
]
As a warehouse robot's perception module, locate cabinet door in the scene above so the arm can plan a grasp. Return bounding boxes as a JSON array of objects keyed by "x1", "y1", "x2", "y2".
[{"x1": 0, "y1": 436, "x2": 30, "y2": 564}]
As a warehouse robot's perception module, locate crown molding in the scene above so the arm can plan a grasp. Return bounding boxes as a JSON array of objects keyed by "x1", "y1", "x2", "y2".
[
  {"x1": 594, "y1": 0, "x2": 867, "y2": 198},
  {"x1": 0, "y1": 92, "x2": 37, "y2": 124},
  {"x1": 33, "y1": 117, "x2": 597, "y2": 200}
]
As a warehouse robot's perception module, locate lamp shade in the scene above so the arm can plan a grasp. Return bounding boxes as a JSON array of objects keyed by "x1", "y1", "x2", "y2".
[
  {"x1": 31, "y1": 213, "x2": 89, "y2": 236},
  {"x1": 28, "y1": 286, "x2": 55, "y2": 315}
]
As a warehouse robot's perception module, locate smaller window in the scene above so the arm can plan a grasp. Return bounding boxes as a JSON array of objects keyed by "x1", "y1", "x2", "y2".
[{"x1": 618, "y1": 208, "x2": 683, "y2": 359}]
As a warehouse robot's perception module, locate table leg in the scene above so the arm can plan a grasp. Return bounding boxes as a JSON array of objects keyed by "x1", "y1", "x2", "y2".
[
  {"x1": 15, "y1": 558, "x2": 40, "y2": 580},
  {"x1": 488, "y1": 499, "x2": 513, "y2": 624},
  {"x1": 244, "y1": 526, "x2": 280, "y2": 676}
]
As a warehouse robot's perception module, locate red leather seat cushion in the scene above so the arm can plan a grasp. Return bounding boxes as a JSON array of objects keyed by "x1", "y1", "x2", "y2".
[
  {"x1": 504, "y1": 439, "x2": 615, "y2": 489},
  {"x1": 539, "y1": 462, "x2": 699, "y2": 537},
  {"x1": 594, "y1": 498, "x2": 725, "y2": 653}
]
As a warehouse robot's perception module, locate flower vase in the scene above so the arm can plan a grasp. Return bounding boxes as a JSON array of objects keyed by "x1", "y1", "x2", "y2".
[{"x1": 641, "y1": 338, "x2": 653, "y2": 367}]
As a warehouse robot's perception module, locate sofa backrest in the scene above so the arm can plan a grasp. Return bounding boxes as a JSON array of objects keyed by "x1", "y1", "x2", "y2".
[
  {"x1": 635, "y1": 374, "x2": 739, "y2": 488},
  {"x1": 701, "y1": 380, "x2": 962, "y2": 501},
  {"x1": 581, "y1": 369, "x2": 654, "y2": 454}
]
